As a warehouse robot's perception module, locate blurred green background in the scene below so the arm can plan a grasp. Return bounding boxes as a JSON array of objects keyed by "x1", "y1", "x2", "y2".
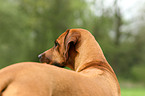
[{"x1": 0, "y1": 0, "x2": 145, "y2": 95}]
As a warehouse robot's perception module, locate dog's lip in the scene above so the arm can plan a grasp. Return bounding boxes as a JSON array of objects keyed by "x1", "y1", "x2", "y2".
[{"x1": 39, "y1": 57, "x2": 50, "y2": 64}]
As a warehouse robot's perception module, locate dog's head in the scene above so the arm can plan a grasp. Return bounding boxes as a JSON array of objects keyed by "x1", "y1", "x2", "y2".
[{"x1": 38, "y1": 29, "x2": 81, "y2": 68}]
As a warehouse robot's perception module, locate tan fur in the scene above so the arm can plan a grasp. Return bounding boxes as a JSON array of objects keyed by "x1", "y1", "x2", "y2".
[
  {"x1": 39, "y1": 28, "x2": 121, "y2": 95},
  {"x1": 0, "y1": 29, "x2": 120, "y2": 96}
]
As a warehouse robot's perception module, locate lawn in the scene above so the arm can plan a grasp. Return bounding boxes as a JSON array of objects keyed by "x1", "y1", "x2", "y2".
[{"x1": 121, "y1": 88, "x2": 145, "y2": 96}]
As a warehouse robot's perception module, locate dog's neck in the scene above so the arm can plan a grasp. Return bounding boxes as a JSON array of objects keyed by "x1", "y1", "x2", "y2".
[
  {"x1": 77, "y1": 61, "x2": 114, "y2": 73},
  {"x1": 74, "y1": 32, "x2": 108, "y2": 72}
]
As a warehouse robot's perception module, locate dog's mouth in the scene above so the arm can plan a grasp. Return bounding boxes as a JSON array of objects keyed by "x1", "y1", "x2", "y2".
[
  {"x1": 43, "y1": 58, "x2": 65, "y2": 68},
  {"x1": 52, "y1": 62, "x2": 65, "y2": 68},
  {"x1": 39, "y1": 57, "x2": 65, "y2": 68}
]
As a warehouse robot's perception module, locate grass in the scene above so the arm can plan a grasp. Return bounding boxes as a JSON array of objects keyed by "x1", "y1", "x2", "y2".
[
  {"x1": 121, "y1": 88, "x2": 145, "y2": 96},
  {"x1": 119, "y1": 79, "x2": 145, "y2": 96}
]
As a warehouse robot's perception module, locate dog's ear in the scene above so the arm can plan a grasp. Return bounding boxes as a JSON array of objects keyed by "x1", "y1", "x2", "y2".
[{"x1": 64, "y1": 29, "x2": 81, "y2": 61}]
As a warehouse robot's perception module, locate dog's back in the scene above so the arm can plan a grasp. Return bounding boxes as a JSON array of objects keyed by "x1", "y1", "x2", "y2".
[
  {"x1": 0, "y1": 62, "x2": 117, "y2": 96},
  {"x1": 0, "y1": 63, "x2": 51, "y2": 96}
]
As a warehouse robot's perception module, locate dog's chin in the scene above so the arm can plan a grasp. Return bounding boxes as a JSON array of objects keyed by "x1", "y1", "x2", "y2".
[
  {"x1": 51, "y1": 62, "x2": 65, "y2": 68},
  {"x1": 44, "y1": 59, "x2": 65, "y2": 68}
]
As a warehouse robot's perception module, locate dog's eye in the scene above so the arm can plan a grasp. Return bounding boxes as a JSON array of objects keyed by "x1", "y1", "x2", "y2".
[{"x1": 54, "y1": 41, "x2": 59, "y2": 47}]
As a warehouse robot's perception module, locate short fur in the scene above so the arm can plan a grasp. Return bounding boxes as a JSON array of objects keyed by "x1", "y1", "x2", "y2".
[
  {"x1": 0, "y1": 29, "x2": 120, "y2": 96},
  {"x1": 39, "y1": 29, "x2": 121, "y2": 96}
]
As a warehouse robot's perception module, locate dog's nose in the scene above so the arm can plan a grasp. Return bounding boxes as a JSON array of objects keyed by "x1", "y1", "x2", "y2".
[{"x1": 38, "y1": 53, "x2": 43, "y2": 59}]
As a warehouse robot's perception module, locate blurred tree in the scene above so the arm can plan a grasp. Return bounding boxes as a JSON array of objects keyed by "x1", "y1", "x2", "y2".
[
  {"x1": 114, "y1": 0, "x2": 122, "y2": 46},
  {"x1": 111, "y1": 0, "x2": 123, "y2": 74}
]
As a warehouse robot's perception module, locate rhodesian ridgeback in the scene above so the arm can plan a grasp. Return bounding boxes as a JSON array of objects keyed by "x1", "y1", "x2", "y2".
[
  {"x1": 39, "y1": 28, "x2": 121, "y2": 95},
  {"x1": 0, "y1": 28, "x2": 120, "y2": 96}
]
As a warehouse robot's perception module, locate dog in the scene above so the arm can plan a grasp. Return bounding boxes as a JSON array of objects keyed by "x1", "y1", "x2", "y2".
[
  {"x1": 0, "y1": 28, "x2": 120, "y2": 96},
  {"x1": 39, "y1": 28, "x2": 121, "y2": 95}
]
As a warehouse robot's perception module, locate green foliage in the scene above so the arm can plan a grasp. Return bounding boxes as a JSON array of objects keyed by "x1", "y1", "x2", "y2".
[
  {"x1": 121, "y1": 88, "x2": 145, "y2": 96},
  {"x1": 131, "y1": 65, "x2": 145, "y2": 82},
  {"x1": 0, "y1": 0, "x2": 145, "y2": 83},
  {"x1": 0, "y1": 0, "x2": 93, "y2": 68},
  {"x1": 0, "y1": 0, "x2": 31, "y2": 68}
]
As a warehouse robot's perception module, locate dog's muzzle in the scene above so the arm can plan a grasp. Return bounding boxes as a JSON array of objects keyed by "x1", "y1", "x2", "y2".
[
  {"x1": 38, "y1": 53, "x2": 65, "y2": 68},
  {"x1": 38, "y1": 53, "x2": 50, "y2": 63}
]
